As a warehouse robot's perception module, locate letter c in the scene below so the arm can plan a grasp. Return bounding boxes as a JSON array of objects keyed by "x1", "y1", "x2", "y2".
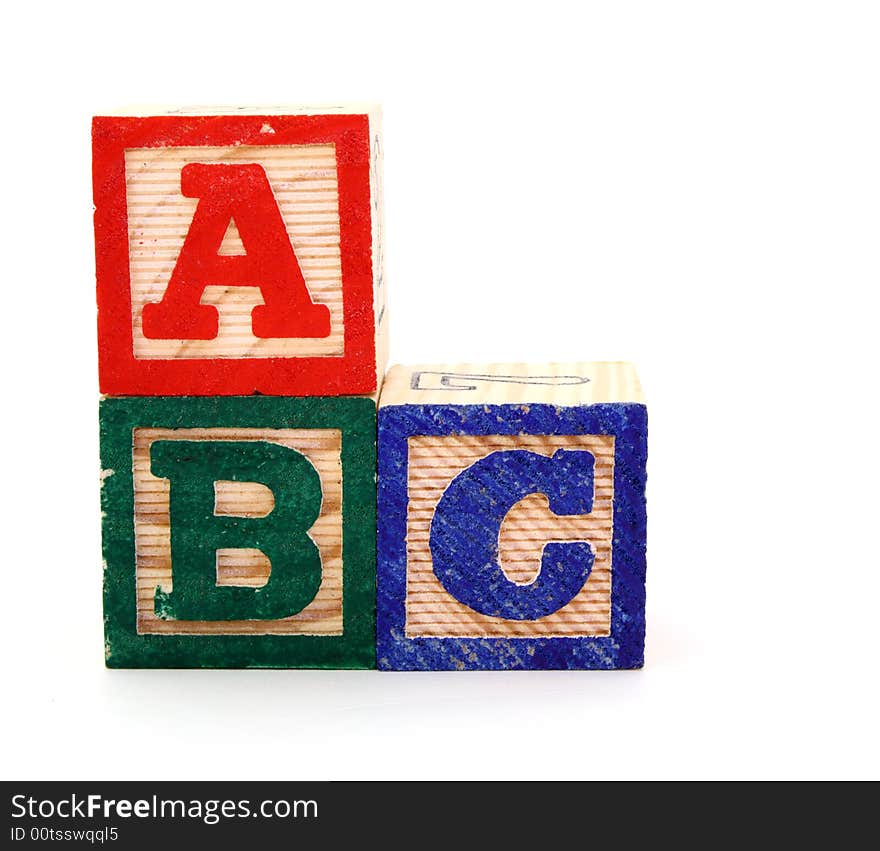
[{"x1": 429, "y1": 448, "x2": 596, "y2": 620}]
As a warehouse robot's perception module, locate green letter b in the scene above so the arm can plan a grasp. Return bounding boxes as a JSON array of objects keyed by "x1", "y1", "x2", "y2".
[{"x1": 150, "y1": 440, "x2": 323, "y2": 621}]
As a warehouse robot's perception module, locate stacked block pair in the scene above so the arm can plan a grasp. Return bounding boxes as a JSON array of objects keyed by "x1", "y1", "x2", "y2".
[
  {"x1": 95, "y1": 108, "x2": 648, "y2": 671},
  {"x1": 95, "y1": 108, "x2": 385, "y2": 667}
]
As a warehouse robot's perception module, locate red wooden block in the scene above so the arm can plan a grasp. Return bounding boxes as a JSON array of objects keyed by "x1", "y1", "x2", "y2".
[{"x1": 93, "y1": 108, "x2": 387, "y2": 396}]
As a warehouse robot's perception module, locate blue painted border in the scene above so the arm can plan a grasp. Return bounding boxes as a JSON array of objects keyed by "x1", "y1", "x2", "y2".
[{"x1": 377, "y1": 403, "x2": 648, "y2": 670}]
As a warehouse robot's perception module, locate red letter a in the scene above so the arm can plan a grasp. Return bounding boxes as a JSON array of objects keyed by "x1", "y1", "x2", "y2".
[{"x1": 142, "y1": 163, "x2": 330, "y2": 339}]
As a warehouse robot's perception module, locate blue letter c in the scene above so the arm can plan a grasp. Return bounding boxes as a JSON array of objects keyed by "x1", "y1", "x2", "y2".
[{"x1": 429, "y1": 449, "x2": 596, "y2": 620}]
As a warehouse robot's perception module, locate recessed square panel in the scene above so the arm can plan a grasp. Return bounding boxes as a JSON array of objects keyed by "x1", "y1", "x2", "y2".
[
  {"x1": 404, "y1": 434, "x2": 614, "y2": 638},
  {"x1": 125, "y1": 145, "x2": 345, "y2": 360},
  {"x1": 133, "y1": 427, "x2": 343, "y2": 636}
]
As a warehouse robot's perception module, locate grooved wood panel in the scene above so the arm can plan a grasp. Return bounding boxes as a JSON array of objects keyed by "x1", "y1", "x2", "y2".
[
  {"x1": 125, "y1": 145, "x2": 344, "y2": 360},
  {"x1": 133, "y1": 427, "x2": 343, "y2": 635},
  {"x1": 405, "y1": 434, "x2": 614, "y2": 638},
  {"x1": 370, "y1": 128, "x2": 389, "y2": 385},
  {"x1": 380, "y1": 362, "x2": 645, "y2": 406}
]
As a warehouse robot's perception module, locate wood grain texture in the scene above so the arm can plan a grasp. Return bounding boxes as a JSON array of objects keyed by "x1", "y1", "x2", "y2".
[
  {"x1": 370, "y1": 127, "x2": 388, "y2": 389},
  {"x1": 379, "y1": 362, "x2": 644, "y2": 407},
  {"x1": 133, "y1": 427, "x2": 342, "y2": 635},
  {"x1": 405, "y1": 434, "x2": 614, "y2": 637},
  {"x1": 126, "y1": 144, "x2": 345, "y2": 360}
]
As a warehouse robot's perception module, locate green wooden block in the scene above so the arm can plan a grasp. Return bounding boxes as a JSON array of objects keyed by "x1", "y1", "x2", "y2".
[{"x1": 100, "y1": 396, "x2": 376, "y2": 668}]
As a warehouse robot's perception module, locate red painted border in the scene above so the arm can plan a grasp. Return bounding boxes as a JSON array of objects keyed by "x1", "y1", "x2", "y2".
[{"x1": 93, "y1": 114, "x2": 376, "y2": 396}]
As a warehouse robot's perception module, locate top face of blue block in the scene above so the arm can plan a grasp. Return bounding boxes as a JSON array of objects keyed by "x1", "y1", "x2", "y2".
[
  {"x1": 376, "y1": 380, "x2": 648, "y2": 671},
  {"x1": 379, "y1": 362, "x2": 645, "y2": 408}
]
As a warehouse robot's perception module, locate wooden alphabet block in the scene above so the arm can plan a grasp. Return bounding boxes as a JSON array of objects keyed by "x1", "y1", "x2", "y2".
[
  {"x1": 100, "y1": 396, "x2": 376, "y2": 668},
  {"x1": 377, "y1": 363, "x2": 648, "y2": 670},
  {"x1": 93, "y1": 107, "x2": 386, "y2": 397}
]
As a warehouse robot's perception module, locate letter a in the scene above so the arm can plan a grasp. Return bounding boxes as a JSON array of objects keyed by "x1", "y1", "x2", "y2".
[{"x1": 142, "y1": 162, "x2": 331, "y2": 339}]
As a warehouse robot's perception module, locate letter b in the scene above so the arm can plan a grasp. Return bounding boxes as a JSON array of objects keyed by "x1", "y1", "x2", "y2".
[{"x1": 150, "y1": 440, "x2": 323, "y2": 621}]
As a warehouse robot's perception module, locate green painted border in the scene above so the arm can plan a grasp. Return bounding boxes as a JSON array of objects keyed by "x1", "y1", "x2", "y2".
[{"x1": 100, "y1": 396, "x2": 376, "y2": 669}]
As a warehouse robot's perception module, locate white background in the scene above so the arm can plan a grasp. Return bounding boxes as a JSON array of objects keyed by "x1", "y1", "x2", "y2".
[{"x1": 2, "y1": 1, "x2": 877, "y2": 780}]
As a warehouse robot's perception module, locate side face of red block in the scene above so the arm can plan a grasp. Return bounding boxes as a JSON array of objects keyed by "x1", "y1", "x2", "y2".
[{"x1": 93, "y1": 110, "x2": 386, "y2": 396}]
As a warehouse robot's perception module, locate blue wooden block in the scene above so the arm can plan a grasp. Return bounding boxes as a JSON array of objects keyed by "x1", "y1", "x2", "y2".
[{"x1": 377, "y1": 363, "x2": 648, "y2": 671}]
